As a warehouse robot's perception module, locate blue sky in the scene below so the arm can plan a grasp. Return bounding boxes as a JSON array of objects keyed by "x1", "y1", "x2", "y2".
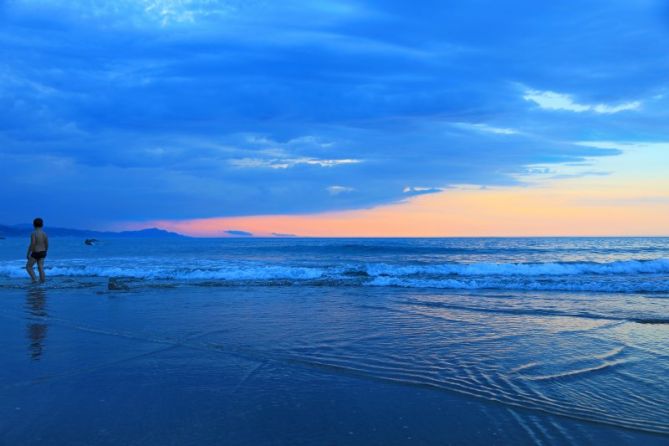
[{"x1": 1, "y1": 0, "x2": 668, "y2": 228}]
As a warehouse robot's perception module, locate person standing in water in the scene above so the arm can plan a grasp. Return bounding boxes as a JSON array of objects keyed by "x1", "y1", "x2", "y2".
[{"x1": 26, "y1": 218, "x2": 48, "y2": 283}]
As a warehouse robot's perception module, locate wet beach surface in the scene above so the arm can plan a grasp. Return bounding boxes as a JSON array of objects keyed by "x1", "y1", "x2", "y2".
[{"x1": 1, "y1": 282, "x2": 668, "y2": 445}]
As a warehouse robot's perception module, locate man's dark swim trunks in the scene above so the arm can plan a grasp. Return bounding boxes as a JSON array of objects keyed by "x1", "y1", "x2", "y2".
[{"x1": 30, "y1": 251, "x2": 47, "y2": 260}]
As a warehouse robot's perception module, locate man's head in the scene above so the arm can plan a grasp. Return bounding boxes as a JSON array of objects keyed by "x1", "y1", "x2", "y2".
[{"x1": 33, "y1": 218, "x2": 44, "y2": 228}]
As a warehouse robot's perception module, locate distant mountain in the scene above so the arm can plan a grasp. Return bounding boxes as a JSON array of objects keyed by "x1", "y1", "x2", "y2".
[
  {"x1": 224, "y1": 230, "x2": 253, "y2": 237},
  {"x1": 0, "y1": 224, "x2": 187, "y2": 238},
  {"x1": 0, "y1": 225, "x2": 24, "y2": 237},
  {"x1": 112, "y1": 228, "x2": 187, "y2": 238}
]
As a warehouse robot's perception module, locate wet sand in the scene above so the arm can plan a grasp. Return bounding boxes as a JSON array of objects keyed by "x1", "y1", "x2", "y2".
[{"x1": 1, "y1": 283, "x2": 667, "y2": 445}]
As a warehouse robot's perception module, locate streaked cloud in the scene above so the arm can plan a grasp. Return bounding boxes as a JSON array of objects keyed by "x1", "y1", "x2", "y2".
[
  {"x1": 403, "y1": 186, "x2": 443, "y2": 195},
  {"x1": 575, "y1": 141, "x2": 669, "y2": 151},
  {"x1": 230, "y1": 157, "x2": 361, "y2": 169},
  {"x1": 523, "y1": 89, "x2": 641, "y2": 114},
  {"x1": 454, "y1": 123, "x2": 519, "y2": 135},
  {"x1": 327, "y1": 185, "x2": 355, "y2": 195}
]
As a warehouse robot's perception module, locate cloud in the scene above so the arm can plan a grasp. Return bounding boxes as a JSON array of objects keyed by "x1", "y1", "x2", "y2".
[
  {"x1": 6, "y1": 0, "x2": 371, "y2": 30},
  {"x1": 523, "y1": 89, "x2": 641, "y2": 114},
  {"x1": 327, "y1": 185, "x2": 355, "y2": 195},
  {"x1": 591, "y1": 102, "x2": 642, "y2": 114},
  {"x1": 230, "y1": 157, "x2": 361, "y2": 169},
  {"x1": 453, "y1": 122, "x2": 519, "y2": 135},
  {"x1": 574, "y1": 141, "x2": 669, "y2": 151},
  {"x1": 1, "y1": 0, "x2": 668, "y2": 227},
  {"x1": 403, "y1": 186, "x2": 443, "y2": 196}
]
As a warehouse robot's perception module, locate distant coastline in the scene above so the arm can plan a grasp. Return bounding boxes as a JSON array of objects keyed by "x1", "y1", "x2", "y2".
[{"x1": 0, "y1": 224, "x2": 187, "y2": 239}]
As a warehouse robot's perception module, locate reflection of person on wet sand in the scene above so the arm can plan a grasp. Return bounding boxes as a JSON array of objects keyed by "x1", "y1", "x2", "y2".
[
  {"x1": 26, "y1": 287, "x2": 48, "y2": 360},
  {"x1": 26, "y1": 217, "x2": 49, "y2": 283}
]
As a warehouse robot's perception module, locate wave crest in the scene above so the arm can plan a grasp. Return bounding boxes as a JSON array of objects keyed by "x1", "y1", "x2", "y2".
[
  {"x1": 1, "y1": 258, "x2": 668, "y2": 293},
  {"x1": 364, "y1": 258, "x2": 669, "y2": 277}
]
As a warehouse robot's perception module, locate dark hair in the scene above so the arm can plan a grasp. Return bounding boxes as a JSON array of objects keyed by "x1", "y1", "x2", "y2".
[{"x1": 33, "y1": 218, "x2": 44, "y2": 228}]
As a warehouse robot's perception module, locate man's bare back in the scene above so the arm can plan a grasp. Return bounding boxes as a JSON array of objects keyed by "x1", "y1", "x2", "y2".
[
  {"x1": 32, "y1": 229, "x2": 48, "y2": 252},
  {"x1": 26, "y1": 218, "x2": 48, "y2": 283}
]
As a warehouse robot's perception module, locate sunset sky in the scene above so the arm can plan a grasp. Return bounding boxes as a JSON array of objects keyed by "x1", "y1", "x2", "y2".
[{"x1": 2, "y1": 0, "x2": 668, "y2": 236}]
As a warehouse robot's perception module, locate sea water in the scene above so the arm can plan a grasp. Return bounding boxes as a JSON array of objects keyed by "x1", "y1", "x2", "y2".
[
  {"x1": 0, "y1": 237, "x2": 668, "y2": 444},
  {"x1": 2, "y1": 237, "x2": 669, "y2": 293}
]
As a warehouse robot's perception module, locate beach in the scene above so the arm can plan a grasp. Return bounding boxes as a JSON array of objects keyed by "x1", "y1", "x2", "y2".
[{"x1": 1, "y1": 237, "x2": 668, "y2": 444}]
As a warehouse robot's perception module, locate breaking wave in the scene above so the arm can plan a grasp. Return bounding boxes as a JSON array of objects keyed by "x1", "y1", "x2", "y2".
[
  {"x1": 1, "y1": 257, "x2": 668, "y2": 293},
  {"x1": 364, "y1": 258, "x2": 669, "y2": 276},
  {"x1": 0, "y1": 263, "x2": 323, "y2": 281},
  {"x1": 367, "y1": 276, "x2": 669, "y2": 293}
]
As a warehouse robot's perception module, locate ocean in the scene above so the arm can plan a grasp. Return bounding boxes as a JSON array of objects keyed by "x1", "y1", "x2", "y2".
[
  {"x1": 1, "y1": 237, "x2": 668, "y2": 444},
  {"x1": 3, "y1": 237, "x2": 669, "y2": 293}
]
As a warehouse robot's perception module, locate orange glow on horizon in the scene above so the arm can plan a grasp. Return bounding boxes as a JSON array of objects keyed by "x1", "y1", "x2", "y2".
[
  {"x1": 127, "y1": 176, "x2": 669, "y2": 237},
  {"x1": 118, "y1": 142, "x2": 669, "y2": 237}
]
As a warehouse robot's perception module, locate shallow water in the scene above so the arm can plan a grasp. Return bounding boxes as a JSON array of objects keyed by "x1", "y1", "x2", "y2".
[{"x1": 1, "y1": 237, "x2": 668, "y2": 444}]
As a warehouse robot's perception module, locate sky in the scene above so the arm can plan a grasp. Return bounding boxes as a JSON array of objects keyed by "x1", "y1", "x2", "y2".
[{"x1": 1, "y1": 0, "x2": 669, "y2": 236}]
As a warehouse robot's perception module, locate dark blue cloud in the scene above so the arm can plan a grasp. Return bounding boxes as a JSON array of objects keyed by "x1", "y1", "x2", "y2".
[{"x1": 1, "y1": 0, "x2": 668, "y2": 227}]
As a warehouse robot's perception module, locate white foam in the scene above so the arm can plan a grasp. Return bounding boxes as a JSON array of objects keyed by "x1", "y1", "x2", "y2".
[
  {"x1": 0, "y1": 262, "x2": 325, "y2": 281},
  {"x1": 364, "y1": 258, "x2": 669, "y2": 277},
  {"x1": 367, "y1": 276, "x2": 669, "y2": 293},
  {"x1": 2, "y1": 257, "x2": 668, "y2": 293}
]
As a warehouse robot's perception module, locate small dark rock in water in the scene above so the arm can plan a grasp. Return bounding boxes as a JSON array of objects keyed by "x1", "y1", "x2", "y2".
[
  {"x1": 85, "y1": 238, "x2": 98, "y2": 245},
  {"x1": 108, "y1": 278, "x2": 130, "y2": 291}
]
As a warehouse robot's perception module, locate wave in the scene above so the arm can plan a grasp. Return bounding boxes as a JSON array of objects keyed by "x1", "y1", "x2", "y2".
[
  {"x1": 2, "y1": 258, "x2": 669, "y2": 293},
  {"x1": 367, "y1": 276, "x2": 669, "y2": 293},
  {"x1": 363, "y1": 258, "x2": 669, "y2": 277},
  {"x1": 0, "y1": 263, "x2": 324, "y2": 281}
]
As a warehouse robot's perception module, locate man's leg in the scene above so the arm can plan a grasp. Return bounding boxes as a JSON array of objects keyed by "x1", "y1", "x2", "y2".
[
  {"x1": 26, "y1": 258, "x2": 37, "y2": 282},
  {"x1": 37, "y1": 259, "x2": 46, "y2": 283}
]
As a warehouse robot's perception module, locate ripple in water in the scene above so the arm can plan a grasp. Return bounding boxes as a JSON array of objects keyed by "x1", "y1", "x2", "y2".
[{"x1": 241, "y1": 291, "x2": 669, "y2": 435}]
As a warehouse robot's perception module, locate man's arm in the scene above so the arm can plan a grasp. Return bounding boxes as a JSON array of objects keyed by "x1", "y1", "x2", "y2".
[
  {"x1": 26, "y1": 233, "x2": 35, "y2": 259},
  {"x1": 45, "y1": 234, "x2": 49, "y2": 252}
]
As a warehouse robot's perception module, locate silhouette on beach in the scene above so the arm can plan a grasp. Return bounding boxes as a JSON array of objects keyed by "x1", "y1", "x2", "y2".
[{"x1": 26, "y1": 218, "x2": 48, "y2": 283}]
